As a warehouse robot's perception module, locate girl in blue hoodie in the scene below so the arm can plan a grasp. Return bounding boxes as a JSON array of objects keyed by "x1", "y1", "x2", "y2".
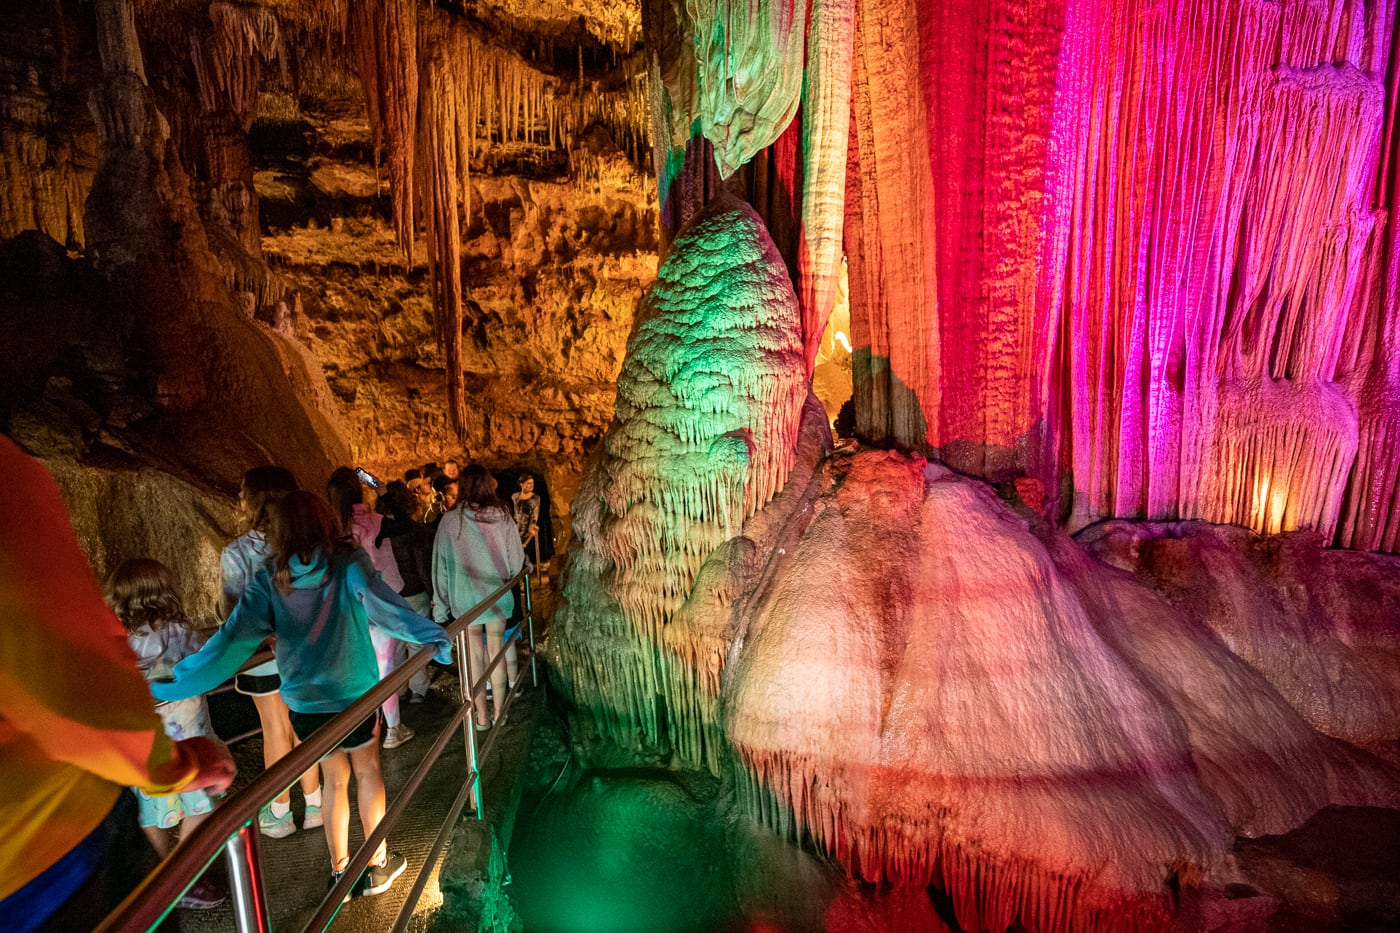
[{"x1": 155, "y1": 491, "x2": 452, "y2": 898}]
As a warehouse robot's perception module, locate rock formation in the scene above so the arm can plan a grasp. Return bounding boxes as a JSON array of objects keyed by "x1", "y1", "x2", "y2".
[
  {"x1": 0, "y1": 0, "x2": 656, "y2": 577},
  {"x1": 4, "y1": 1, "x2": 1400, "y2": 929},
  {"x1": 837, "y1": 0, "x2": 1400, "y2": 550},
  {"x1": 552, "y1": 193, "x2": 807, "y2": 756},
  {"x1": 551, "y1": 3, "x2": 1400, "y2": 930}
]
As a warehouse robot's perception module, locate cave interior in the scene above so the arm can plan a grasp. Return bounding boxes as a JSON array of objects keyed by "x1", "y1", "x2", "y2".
[{"x1": 3, "y1": 0, "x2": 1400, "y2": 931}]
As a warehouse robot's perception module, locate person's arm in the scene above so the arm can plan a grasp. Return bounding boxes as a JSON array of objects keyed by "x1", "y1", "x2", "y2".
[
  {"x1": 0, "y1": 437, "x2": 215, "y2": 794},
  {"x1": 352, "y1": 555, "x2": 453, "y2": 661},
  {"x1": 501, "y1": 516, "x2": 527, "y2": 578},
  {"x1": 151, "y1": 575, "x2": 273, "y2": 702}
]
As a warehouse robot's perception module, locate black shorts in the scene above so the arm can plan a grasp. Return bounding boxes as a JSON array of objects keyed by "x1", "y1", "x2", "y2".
[
  {"x1": 234, "y1": 671, "x2": 281, "y2": 696},
  {"x1": 288, "y1": 709, "x2": 379, "y2": 752}
]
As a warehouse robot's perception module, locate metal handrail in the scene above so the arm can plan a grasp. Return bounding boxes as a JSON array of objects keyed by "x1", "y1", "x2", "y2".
[{"x1": 95, "y1": 568, "x2": 536, "y2": 933}]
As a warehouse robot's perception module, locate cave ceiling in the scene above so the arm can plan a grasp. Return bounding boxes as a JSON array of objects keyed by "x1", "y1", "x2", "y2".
[{"x1": 0, "y1": 0, "x2": 658, "y2": 545}]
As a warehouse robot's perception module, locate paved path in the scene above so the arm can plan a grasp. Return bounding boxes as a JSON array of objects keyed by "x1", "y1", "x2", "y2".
[{"x1": 178, "y1": 663, "x2": 539, "y2": 933}]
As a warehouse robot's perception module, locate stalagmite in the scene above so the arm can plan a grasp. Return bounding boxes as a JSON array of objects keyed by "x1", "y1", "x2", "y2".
[{"x1": 550, "y1": 194, "x2": 806, "y2": 756}]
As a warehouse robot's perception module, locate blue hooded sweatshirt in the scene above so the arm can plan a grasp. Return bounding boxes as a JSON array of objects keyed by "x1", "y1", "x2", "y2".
[{"x1": 153, "y1": 548, "x2": 452, "y2": 713}]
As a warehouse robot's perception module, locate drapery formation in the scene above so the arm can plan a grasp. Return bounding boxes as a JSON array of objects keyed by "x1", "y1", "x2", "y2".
[{"x1": 841, "y1": 0, "x2": 1400, "y2": 550}]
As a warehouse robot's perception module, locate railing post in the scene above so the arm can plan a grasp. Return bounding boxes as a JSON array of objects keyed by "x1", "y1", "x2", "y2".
[
  {"x1": 455, "y1": 628, "x2": 481, "y2": 813},
  {"x1": 224, "y1": 822, "x2": 270, "y2": 933},
  {"x1": 523, "y1": 575, "x2": 537, "y2": 687}
]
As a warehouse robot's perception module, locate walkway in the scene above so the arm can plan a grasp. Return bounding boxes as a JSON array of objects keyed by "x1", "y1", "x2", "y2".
[{"x1": 176, "y1": 650, "x2": 546, "y2": 932}]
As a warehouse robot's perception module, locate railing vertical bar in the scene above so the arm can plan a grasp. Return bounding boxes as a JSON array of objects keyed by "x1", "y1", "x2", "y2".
[
  {"x1": 388, "y1": 770, "x2": 479, "y2": 933},
  {"x1": 225, "y1": 823, "x2": 271, "y2": 933},
  {"x1": 456, "y1": 628, "x2": 482, "y2": 813},
  {"x1": 523, "y1": 576, "x2": 538, "y2": 687}
]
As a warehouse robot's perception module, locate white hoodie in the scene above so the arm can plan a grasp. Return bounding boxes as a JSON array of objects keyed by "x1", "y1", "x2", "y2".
[{"x1": 432, "y1": 505, "x2": 524, "y2": 626}]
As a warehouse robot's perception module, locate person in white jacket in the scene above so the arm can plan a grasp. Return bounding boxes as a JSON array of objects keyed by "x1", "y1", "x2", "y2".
[{"x1": 432, "y1": 465, "x2": 525, "y2": 728}]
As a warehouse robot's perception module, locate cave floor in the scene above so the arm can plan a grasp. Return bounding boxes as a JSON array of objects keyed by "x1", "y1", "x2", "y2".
[
  {"x1": 181, "y1": 664, "x2": 483, "y2": 933},
  {"x1": 175, "y1": 572, "x2": 559, "y2": 933},
  {"x1": 1234, "y1": 806, "x2": 1400, "y2": 933}
]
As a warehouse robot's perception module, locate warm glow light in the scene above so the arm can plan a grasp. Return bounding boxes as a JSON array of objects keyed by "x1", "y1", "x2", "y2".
[{"x1": 833, "y1": 329, "x2": 852, "y2": 354}]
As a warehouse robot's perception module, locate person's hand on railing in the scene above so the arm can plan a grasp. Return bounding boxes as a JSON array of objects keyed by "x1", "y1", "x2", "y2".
[{"x1": 175, "y1": 735, "x2": 236, "y2": 796}]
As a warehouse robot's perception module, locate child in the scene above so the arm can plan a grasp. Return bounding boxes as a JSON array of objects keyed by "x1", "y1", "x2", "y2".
[
  {"x1": 223, "y1": 466, "x2": 323, "y2": 838},
  {"x1": 104, "y1": 559, "x2": 227, "y2": 910},
  {"x1": 153, "y1": 491, "x2": 453, "y2": 899}
]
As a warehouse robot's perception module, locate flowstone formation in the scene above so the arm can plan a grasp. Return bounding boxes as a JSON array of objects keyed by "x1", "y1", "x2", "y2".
[
  {"x1": 721, "y1": 449, "x2": 1399, "y2": 931},
  {"x1": 560, "y1": 434, "x2": 1400, "y2": 930},
  {"x1": 549, "y1": 193, "x2": 806, "y2": 758},
  {"x1": 1081, "y1": 521, "x2": 1400, "y2": 748}
]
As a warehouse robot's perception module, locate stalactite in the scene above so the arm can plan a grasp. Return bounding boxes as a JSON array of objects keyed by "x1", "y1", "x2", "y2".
[
  {"x1": 350, "y1": 0, "x2": 417, "y2": 263},
  {"x1": 416, "y1": 30, "x2": 469, "y2": 441},
  {"x1": 184, "y1": 2, "x2": 281, "y2": 261},
  {"x1": 656, "y1": 0, "x2": 806, "y2": 179},
  {"x1": 189, "y1": 2, "x2": 280, "y2": 130},
  {"x1": 797, "y1": 0, "x2": 852, "y2": 373}
]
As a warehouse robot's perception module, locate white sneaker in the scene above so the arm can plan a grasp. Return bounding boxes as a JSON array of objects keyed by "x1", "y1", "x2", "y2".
[
  {"x1": 302, "y1": 803, "x2": 323, "y2": 829},
  {"x1": 258, "y1": 805, "x2": 295, "y2": 838},
  {"x1": 382, "y1": 723, "x2": 415, "y2": 750}
]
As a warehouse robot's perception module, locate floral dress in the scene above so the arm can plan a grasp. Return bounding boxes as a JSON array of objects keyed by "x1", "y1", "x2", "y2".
[{"x1": 128, "y1": 623, "x2": 217, "y2": 829}]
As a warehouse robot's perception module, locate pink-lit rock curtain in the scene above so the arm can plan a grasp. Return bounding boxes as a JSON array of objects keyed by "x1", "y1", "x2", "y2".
[{"x1": 845, "y1": 0, "x2": 1400, "y2": 551}]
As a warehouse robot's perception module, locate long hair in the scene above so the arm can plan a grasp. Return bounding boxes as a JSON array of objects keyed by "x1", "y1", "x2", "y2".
[
  {"x1": 325, "y1": 466, "x2": 363, "y2": 535},
  {"x1": 456, "y1": 464, "x2": 510, "y2": 520},
  {"x1": 267, "y1": 491, "x2": 342, "y2": 593},
  {"x1": 105, "y1": 558, "x2": 188, "y2": 634},
  {"x1": 241, "y1": 466, "x2": 298, "y2": 534}
]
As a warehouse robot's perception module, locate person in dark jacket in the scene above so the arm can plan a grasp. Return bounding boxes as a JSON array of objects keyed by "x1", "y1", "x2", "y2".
[{"x1": 375, "y1": 482, "x2": 436, "y2": 703}]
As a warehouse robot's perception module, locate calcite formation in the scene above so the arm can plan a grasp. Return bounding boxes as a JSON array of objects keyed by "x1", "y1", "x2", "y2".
[
  {"x1": 551, "y1": 194, "x2": 806, "y2": 753},
  {"x1": 836, "y1": 0, "x2": 1400, "y2": 551},
  {"x1": 553, "y1": 4, "x2": 1400, "y2": 924},
  {"x1": 1081, "y1": 521, "x2": 1400, "y2": 748},
  {"x1": 348, "y1": 2, "x2": 650, "y2": 440},
  {"x1": 621, "y1": 444, "x2": 1400, "y2": 931}
]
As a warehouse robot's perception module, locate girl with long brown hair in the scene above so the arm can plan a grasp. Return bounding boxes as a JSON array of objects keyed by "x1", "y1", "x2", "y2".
[
  {"x1": 222, "y1": 466, "x2": 323, "y2": 838},
  {"x1": 156, "y1": 491, "x2": 451, "y2": 899}
]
